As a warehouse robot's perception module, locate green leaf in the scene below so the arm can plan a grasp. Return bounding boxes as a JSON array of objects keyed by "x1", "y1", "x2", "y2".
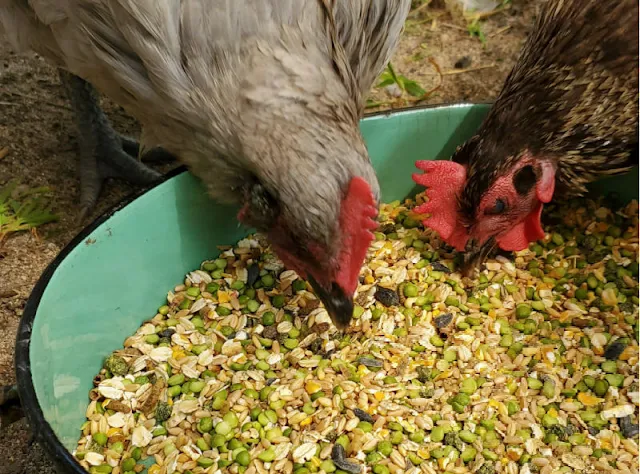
[
  {"x1": 403, "y1": 79, "x2": 427, "y2": 97},
  {"x1": 0, "y1": 180, "x2": 58, "y2": 241},
  {"x1": 376, "y1": 78, "x2": 396, "y2": 88}
]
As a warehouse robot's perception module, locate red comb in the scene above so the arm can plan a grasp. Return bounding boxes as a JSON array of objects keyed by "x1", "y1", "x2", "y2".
[
  {"x1": 336, "y1": 177, "x2": 378, "y2": 295},
  {"x1": 412, "y1": 160, "x2": 469, "y2": 251}
]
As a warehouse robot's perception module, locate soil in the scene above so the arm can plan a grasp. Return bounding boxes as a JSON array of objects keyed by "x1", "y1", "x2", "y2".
[{"x1": 0, "y1": 1, "x2": 542, "y2": 472}]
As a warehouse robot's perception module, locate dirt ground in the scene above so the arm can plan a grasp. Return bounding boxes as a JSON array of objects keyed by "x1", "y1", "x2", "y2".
[{"x1": 0, "y1": 2, "x2": 542, "y2": 472}]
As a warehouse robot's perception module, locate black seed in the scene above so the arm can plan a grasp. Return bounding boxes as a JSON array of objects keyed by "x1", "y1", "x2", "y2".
[
  {"x1": 431, "y1": 262, "x2": 452, "y2": 274},
  {"x1": 356, "y1": 357, "x2": 383, "y2": 368},
  {"x1": 434, "y1": 313, "x2": 453, "y2": 328},
  {"x1": 353, "y1": 408, "x2": 374, "y2": 423},
  {"x1": 331, "y1": 445, "x2": 362, "y2": 474},
  {"x1": 374, "y1": 286, "x2": 400, "y2": 307},
  {"x1": 588, "y1": 426, "x2": 600, "y2": 436},
  {"x1": 620, "y1": 416, "x2": 639, "y2": 438},
  {"x1": 158, "y1": 328, "x2": 175, "y2": 338},
  {"x1": 246, "y1": 263, "x2": 260, "y2": 287},
  {"x1": 604, "y1": 340, "x2": 627, "y2": 360}
]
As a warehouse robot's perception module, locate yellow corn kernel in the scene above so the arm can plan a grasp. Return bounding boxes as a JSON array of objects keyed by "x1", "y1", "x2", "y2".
[
  {"x1": 217, "y1": 291, "x2": 230, "y2": 303},
  {"x1": 547, "y1": 408, "x2": 558, "y2": 417},
  {"x1": 364, "y1": 275, "x2": 375, "y2": 285},
  {"x1": 107, "y1": 428, "x2": 121, "y2": 437},
  {"x1": 600, "y1": 438, "x2": 612, "y2": 450},
  {"x1": 417, "y1": 448, "x2": 431, "y2": 459},
  {"x1": 434, "y1": 370, "x2": 451, "y2": 381},
  {"x1": 300, "y1": 417, "x2": 313, "y2": 427},
  {"x1": 620, "y1": 346, "x2": 635, "y2": 361},
  {"x1": 374, "y1": 392, "x2": 385, "y2": 402},
  {"x1": 172, "y1": 349, "x2": 185, "y2": 360},
  {"x1": 305, "y1": 381, "x2": 322, "y2": 394},
  {"x1": 148, "y1": 465, "x2": 162, "y2": 474},
  {"x1": 577, "y1": 392, "x2": 602, "y2": 407}
]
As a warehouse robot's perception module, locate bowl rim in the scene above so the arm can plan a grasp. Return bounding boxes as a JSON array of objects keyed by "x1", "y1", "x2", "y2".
[{"x1": 15, "y1": 101, "x2": 488, "y2": 472}]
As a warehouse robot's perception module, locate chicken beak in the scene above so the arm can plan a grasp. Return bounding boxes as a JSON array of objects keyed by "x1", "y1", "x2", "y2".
[
  {"x1": 308, "y1": 276, "x2": 354, "y2": 330},
  {"x1": 460, "y1": 237, "x2": 497, "y2": 277}
]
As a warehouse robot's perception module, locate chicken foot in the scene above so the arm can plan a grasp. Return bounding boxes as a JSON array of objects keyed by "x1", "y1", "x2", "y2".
[
  {"x1": 0, "y1": 384, "x2": 23, "y2": 432},
  {"x1": 59, "y1": 70, "x2": 174, "y2": 222}
]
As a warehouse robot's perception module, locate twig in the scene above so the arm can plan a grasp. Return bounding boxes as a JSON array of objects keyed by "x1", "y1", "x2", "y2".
[
  {"x1": 489, "y1": 25, "x2": 512, "y2": 37},
  {"x1": 409, "y1": 0, "x2": 432, "y2": 17},
  {"x1": 7, "y1": 91, "x2": 71, "y2": 111},
  {"x1": 423, "y1": 64, "x2": 497, "y2": 76},
  {"x1": 467, "y1": 4, "x2": 510, "y2": 20},
  {"x1": 440, "y1": 22, "x2": 467, "y2": 31}
]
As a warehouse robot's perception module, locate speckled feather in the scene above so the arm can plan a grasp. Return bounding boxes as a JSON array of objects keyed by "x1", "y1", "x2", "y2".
[{"x1": 455, "y1": 0, "x2": 639, "y2": 222}]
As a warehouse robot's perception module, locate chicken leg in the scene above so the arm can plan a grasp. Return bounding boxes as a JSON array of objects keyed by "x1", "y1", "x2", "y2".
[{"x1": 59, "y1": 70, "x2": 175, "y2": 221}]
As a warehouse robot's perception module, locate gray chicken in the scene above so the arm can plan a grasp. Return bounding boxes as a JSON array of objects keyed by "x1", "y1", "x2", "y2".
[{"x1": 0, "y1": 0, "x2": 411, "y2": 329}]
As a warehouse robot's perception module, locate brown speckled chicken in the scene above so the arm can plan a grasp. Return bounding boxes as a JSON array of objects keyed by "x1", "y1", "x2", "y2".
[
  {"x1": 0, "y1": 0, "x2": 412, "y2": 328},
  {"x1": 413, "y1": 0, "x2": 638, "y2": 269}
]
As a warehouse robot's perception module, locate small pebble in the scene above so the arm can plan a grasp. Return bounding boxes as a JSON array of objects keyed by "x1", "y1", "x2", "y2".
[{"x1": 454, "y1": 56, "x2": 472, "y2": 69}]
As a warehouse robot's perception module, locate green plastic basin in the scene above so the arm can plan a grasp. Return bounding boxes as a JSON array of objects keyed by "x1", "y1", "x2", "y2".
[{"x1": 16, "y1": 103, "x2": 639, "y2": 472}]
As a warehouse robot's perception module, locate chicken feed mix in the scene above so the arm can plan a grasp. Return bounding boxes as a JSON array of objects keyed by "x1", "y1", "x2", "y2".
[{"x1": 75, "y1": 192, "x2": 639, "y2": 474}]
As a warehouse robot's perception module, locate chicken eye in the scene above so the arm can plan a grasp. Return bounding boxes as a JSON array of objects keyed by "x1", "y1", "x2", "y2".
[{"x1": 485, "y1": 198, "x2": 507, "y2": 215}]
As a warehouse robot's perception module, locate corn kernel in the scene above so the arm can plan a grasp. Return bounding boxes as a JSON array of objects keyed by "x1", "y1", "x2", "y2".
[
  {"x1": 217, "y1": 291, "x2": 230, "y2": 303},
  {"x1": 577, "y1": 392, "x2": 602, "y2": 407},
  {"x1": 300, "y1": 417, "x2": 313, "y2": 427}
]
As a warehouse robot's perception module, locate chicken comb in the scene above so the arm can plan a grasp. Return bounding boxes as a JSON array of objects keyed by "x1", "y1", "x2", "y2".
[
  {"x1": 336, "y1": 176, "x2": 378, "y2": 295},
  {"x1": 412, "y1": 160, "x2": 469, "y2": 251}
]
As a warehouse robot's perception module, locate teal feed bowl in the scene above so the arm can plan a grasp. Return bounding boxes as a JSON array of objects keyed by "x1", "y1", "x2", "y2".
[{"x1": 16, "y1": 104, "x2": 639, "y2": 473}]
